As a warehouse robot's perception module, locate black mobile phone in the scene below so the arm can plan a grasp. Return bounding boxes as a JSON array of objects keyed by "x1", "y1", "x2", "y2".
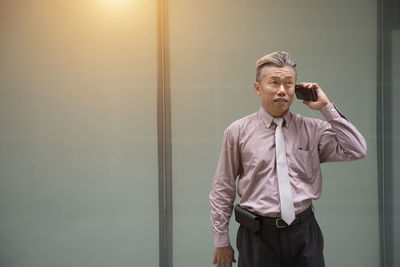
[{"x1": 295, "y1": 84, "x2": 318, "y2": 102}]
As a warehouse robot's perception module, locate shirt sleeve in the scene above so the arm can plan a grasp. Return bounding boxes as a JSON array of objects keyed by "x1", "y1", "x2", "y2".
[
  {"x1": 209, "y1": 127, "x2": 241, "y2": 247},
  {"x1": 318, "y1": 103, "x2": 367, "y2": 163}
]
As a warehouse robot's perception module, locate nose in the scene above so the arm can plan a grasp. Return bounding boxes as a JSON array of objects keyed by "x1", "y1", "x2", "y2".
[{"x1": 277, "y1": 84, "x2": 286, "y2": 96}]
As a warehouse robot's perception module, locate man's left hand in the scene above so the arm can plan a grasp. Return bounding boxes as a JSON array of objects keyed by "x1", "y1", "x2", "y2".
[{"x1": 300, "y1": 82, "x2": 330, "y2": 110}]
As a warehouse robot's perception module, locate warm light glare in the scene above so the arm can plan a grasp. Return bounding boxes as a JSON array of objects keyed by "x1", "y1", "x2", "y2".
[
  {"x1": 92, "y1": 0, "x2": 140, "y2": 21},
  {"x1": 101, "y1": 0, "x2": 132, "y2": 7}
]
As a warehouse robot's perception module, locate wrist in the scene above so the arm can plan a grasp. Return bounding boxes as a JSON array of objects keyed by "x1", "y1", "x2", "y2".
[
  {"x1": 214, "y1": 232, "x2": 231, "y2": 247},
  {"x1": 320, "y1": 103, "x2": 341, "y2": 121},
  {"x1": 319, "y1": 100, "x2": 331, "y2": 110}
]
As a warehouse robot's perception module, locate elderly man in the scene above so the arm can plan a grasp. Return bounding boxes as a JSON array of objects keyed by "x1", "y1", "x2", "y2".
[{"x1": 209, "y1": 51, "x2": 367, "y2": 267}]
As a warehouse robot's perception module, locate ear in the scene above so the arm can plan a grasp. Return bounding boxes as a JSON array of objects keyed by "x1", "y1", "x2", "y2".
[{"x1": 254, "y1": 81, "x2": 262, "y2": 96}]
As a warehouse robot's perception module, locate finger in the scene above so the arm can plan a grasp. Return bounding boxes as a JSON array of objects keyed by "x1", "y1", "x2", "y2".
[
  {"x1": 313, "y1": 83, "x2": 321, "y2": 90},
  {"x1": 221, "y1": 259, "x2": 230, "y2": 267},
  {"x1": 212, "y1": 251, "x2": 218, "y2": 264},
  {"x1": 300, "y1": 82, "x2": 310, "y2": 88}
]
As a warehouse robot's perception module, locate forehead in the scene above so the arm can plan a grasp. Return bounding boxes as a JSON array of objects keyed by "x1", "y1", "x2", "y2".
[{"x1": 264, "y1": 66, "x2": 296, "y2": 79}]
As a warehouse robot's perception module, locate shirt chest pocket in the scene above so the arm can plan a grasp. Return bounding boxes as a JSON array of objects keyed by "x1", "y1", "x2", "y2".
[{"x1": 289, "y1": 148, "x2": 314, "y2": 179}]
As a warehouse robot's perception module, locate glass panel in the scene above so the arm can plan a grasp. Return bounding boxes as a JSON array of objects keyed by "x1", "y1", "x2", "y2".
[
  {"x1": 0, "y1": 1, "x2": 159, "y2": 266},
  {"x1": 390, "y1": 29, "x2": 400, "y2": 266},
  {"x1": 169, "y1": 0, "x2": 379, "y2": 266}
]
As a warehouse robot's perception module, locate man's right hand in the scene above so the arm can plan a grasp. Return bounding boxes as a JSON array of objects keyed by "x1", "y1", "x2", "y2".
[{"x1": 212, "y1": 245, "x2": 236, "y2": 267}]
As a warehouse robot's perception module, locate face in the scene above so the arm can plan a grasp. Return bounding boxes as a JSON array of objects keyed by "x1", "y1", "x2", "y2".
[{"x1": 254, "y1": 66, "x2": 296, "y2": 117}]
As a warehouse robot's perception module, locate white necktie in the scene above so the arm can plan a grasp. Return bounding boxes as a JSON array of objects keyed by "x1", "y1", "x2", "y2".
[{"x1": 273, "y1": 118, "x2": 295, "y2": 225}]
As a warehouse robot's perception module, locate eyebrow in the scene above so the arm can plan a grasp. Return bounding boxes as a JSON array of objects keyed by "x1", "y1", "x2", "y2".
[{"x1": 269, "y1": 76, "x2": 294, "y2": 79}]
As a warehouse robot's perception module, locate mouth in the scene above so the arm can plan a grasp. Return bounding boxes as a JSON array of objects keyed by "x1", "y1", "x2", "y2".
[{"x1": 274, "y1": 99, "x2": 288, "y2": 103}]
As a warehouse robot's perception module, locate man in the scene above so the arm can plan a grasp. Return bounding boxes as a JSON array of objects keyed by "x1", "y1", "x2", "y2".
[{"x1": 209, "y1": 51, "x2": 367, "y2": 267}]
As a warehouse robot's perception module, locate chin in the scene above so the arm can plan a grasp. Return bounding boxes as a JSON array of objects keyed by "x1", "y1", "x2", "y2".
[{"x1": 277, "y1": 107, "x2": 289, "y2": 116}]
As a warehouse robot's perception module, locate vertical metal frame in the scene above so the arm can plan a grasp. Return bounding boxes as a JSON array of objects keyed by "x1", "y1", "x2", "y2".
[
  {"x1": 377, "y1": 0, "x2": 385, "y2": 266},
  {"x1": 157, "y1": 0, "x2": 172, "y2": 266},
  {"x1": 378, "y1": 1, "x2": 400, "y2": 266}
]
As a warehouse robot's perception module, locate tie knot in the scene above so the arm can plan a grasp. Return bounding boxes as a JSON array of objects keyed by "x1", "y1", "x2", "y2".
[{"x1": 273, "y1": 118, "x2": 283, "y2": 127}]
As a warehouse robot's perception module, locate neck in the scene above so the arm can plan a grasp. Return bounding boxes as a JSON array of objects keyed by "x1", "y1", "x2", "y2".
[{"x1": 262, "y1": 105, "x2": 288, "y2": 118}]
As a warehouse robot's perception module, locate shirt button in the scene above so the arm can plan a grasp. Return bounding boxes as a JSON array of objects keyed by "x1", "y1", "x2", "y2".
[{"x1": 331, "y1": 109, "x2": 335, "y2": 112}]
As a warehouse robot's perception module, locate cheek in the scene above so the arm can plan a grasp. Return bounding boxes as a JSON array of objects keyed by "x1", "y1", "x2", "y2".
[
  {"x1": 286, "y1": 89, "x2": 295, "y2": 102},
  {"x1": 264, "y1": 93, "x2": 274, "y2": 103}
]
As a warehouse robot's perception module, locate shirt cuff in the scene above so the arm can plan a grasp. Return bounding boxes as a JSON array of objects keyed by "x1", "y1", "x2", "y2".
[
  {"x1": 320, "y1": 103, "x2": 341, "y2": 121},
  {"x1": 214, "y1": 232, "x2": 231, "y2": 247}
]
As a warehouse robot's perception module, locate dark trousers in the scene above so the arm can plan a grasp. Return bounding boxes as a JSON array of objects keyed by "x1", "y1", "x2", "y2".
[{"x1": 236, "y1": 209, "x2": 325, "y2": 267}]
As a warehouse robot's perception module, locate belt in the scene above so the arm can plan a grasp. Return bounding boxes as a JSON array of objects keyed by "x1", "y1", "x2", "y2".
[{"x1": 260, "y1": 205, "x2": 314, "y2": 229}]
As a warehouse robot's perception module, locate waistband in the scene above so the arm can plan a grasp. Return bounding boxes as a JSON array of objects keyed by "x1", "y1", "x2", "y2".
[{"x1": 260, "y1": 205, "x2": 314, "y2": 228}]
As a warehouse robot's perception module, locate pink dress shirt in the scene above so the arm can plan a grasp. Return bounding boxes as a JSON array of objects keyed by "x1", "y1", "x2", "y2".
[{"x1": 209, "y1": 103, "x2": 367, "y2": 247}]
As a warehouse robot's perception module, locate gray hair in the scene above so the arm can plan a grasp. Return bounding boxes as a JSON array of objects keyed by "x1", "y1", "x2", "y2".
[{"x1": 256, "y1": 51, "x2": 297, "y2": 83}]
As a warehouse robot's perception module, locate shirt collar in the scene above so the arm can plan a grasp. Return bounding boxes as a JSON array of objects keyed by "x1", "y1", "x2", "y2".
[{"x1": 258, "y1": 107, "x2": 292, "y2": 129}]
